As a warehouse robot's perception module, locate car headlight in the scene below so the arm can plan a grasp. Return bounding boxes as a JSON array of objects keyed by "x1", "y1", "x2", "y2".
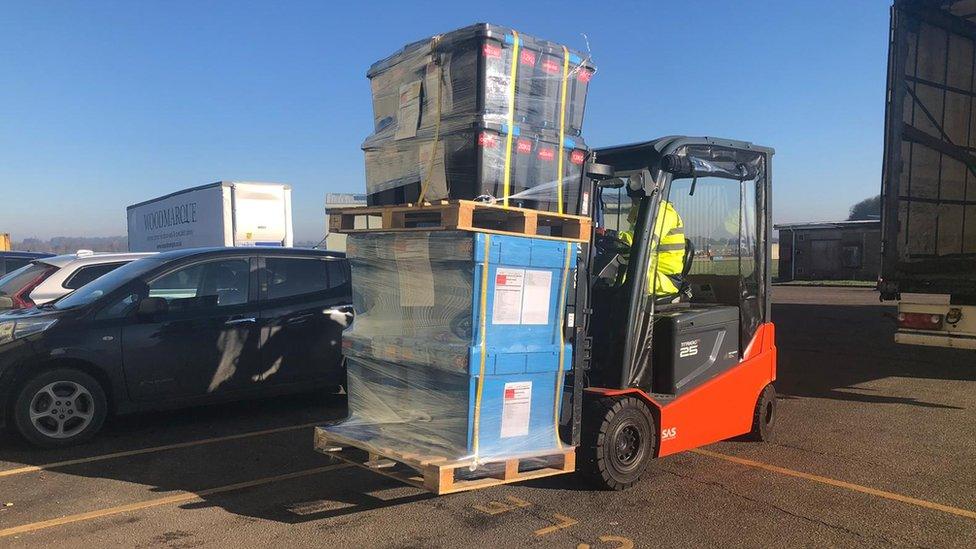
[{"x1": 0, "y1": 318, "x2": 58, "y2": 346}]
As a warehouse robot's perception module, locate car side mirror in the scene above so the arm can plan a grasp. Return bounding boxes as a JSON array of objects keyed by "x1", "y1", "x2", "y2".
[{"x1": 137, "y1": 297, "x2": 168, "y2": 318}]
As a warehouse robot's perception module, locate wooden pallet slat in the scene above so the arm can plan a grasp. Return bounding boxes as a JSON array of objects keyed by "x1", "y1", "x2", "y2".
[
  {"x1": 327, "y1": 200, "x2": 590, "y2": 243},
  {"x1": 313, "y1": 427, "x2": 575, "y2": 495}
]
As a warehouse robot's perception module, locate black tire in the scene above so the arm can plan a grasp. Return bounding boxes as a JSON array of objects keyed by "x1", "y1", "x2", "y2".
[
  {"x1": 579, "y1": 396, "x2": 656, "y2": 490},
  {"x1": 12, "y1": 368, "x2": 108, "y2": 448},
  {"x1": 746, "y1": 384, "x2": 777, "y2": 442}
]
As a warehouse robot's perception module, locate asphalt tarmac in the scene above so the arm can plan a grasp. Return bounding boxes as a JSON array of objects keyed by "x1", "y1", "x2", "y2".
[{"x1": 0, "y1": 286, "x2": 972, "y2": 548}]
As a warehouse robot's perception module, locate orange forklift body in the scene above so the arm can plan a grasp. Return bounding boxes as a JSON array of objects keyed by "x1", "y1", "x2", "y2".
[{"x1": 586, "y1": 323, "x2": 776, "y2": 457}]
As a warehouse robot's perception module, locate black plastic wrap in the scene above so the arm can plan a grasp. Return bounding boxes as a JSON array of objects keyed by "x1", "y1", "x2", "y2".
[
  {"x1": 363, "y1": 23, "x2": 595, "y2": 214},
  {"x1": 366, "y1": 23, "x2": 594, "y2": 143},
  {"x1": 365, "y1": 123, "x2": 588, "y2": 213}
]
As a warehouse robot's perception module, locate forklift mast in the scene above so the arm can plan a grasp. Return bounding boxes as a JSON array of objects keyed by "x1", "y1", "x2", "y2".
[{"x1": 565, "y1": 136, "x2": 774, "y2": 446}]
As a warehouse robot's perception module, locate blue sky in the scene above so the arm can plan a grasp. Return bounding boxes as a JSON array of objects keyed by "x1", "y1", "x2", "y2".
[{"x1": 0, "y1": 1, "x2": 889, "y2": 242}]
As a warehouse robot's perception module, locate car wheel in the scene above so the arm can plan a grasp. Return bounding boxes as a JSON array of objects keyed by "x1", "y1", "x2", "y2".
[
  {"x1": 746, "y1": 384, "x2": 777, "y2": 442},
  {"x1": 12, "y1": 368, "x2": 107, "y2": 448},
  {"x1": 579, "y1": 396, "x2": 656, "y2": 490}
]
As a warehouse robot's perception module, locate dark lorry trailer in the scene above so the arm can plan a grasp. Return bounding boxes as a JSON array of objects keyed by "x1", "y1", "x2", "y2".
[{"x1": 880, "y1": 0, "x2": 976, "y2": 348}]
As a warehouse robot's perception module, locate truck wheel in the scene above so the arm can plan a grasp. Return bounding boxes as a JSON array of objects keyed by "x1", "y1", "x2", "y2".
[
  {"x1": 12, "y1": 368, "x2": 107, "y2": 448},
  {"x1": 746, "y1": 384, "x2": 777, "y2": 442},
  {"x1": 579, "y1": 396, "x2": 656, "y2": 490}
]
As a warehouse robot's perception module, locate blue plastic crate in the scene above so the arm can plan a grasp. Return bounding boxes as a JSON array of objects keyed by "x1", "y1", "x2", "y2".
[{"x1": 337, "y1": 230, "x2": 578, "y2": 461}]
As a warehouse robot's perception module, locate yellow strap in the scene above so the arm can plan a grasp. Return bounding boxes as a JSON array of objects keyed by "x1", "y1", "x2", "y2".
[
  {"x1": 472, "y1": 234, "x2": 492, "y2": 457},
  {"x1": 556, "y1": 46, "x2": 570, "y2": 215},
  {"x1": 417, "y1": 37, "x2": 443, "y2": 204},
  {"x1": 553, "y1": 242, "x2": 572, "y2": 449},
  {"x1": 501, "y1": 31, "x2": 520, "y2": 208}
]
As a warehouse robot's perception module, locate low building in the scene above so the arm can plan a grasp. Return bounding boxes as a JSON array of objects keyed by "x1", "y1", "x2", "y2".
[
  {"x1": 774, "y1": 220, "x2": 881, "y2": 281},
  {"x1": 323, "y1": 193, "x2": 368, "y2": 252}
]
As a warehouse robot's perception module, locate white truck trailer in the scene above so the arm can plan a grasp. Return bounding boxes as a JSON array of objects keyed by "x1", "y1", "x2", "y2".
[{"x1": 127, "y1": 181, "x2": 294, "y2": 252}]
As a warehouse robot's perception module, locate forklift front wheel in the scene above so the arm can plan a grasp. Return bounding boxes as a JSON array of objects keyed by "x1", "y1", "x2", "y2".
[
  {"x1": 579, "y1": 396, "x2": 656, "y2": 491},
  {"x1": 746, "y1": 384, "x2": 777, "y2": 441}
]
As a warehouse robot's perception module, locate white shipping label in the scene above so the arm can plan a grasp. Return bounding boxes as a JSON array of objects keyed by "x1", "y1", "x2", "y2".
[
  {"x1": 492, "y1": 268, "x2": 524, "y2": 324},
  {"x1": 395, "y1": 80, "x2": 423, "y2": 140},
  {"x1": 520, "y1": 269, "x2": 552, "y2": 325},
  {"x1": 394, "y1": 234, "x2": 435, "y2": 307},
  {"x1": 500, "y1": 381, "x2": 532, "y2": 438},
  {"x1": 424, "y1": 62, "x2": 453, "y2": 114}
]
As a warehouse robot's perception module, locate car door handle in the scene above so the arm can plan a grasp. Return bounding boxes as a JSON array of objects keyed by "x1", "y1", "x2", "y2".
[{"x1": 225, "y1": 317, "x2": 257, "y2": 326}]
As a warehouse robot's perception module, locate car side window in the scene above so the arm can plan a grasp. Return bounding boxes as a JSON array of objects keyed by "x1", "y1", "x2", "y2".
[
  {"x1": 265, "y1": 257, "x2": 330, "y2": 300},
  {"x1": 149, "y1": 258, "x2": 250, "y2": 311},
  {"x1": 63, "y1": 263, "x2": 126, "y2": 290},
  {"x1": 4, "y1": 258, "x2": 31, "y2": 273},
  {"x1": 326, "y1": 260, "x2": 349, "y2": 289},
  {"x1": 97, "y1": 291, "x2": 142, "y2": 320}
]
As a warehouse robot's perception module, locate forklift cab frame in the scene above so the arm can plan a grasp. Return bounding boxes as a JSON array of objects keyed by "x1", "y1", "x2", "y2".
[{"x1": 568, "y1": 136, "x2": 778, "y2": 490}]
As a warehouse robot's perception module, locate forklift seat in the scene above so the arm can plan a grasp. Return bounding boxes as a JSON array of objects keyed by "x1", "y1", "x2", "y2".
[{"x1": 654, "y1": 238, "x2": 694, "y2": 306}]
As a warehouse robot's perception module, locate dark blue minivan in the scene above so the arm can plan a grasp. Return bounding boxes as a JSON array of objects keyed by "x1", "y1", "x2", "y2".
[{"x1": 0, "y1": 247, "x2": 351, "y2": 447}]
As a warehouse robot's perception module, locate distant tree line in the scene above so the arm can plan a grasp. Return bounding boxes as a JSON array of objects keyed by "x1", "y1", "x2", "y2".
[
  {"x1": 848, "y1": 195, "x2": 881, "y2": 221},
  {"x1": 13, "y1": 236, "x2": 128, "y2": 254}
]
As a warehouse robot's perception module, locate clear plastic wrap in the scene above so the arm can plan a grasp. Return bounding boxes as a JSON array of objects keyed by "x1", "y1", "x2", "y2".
[
  {"x1": 364, "y1": 124, "x2": 588, "y2": 213},
  {"x1": 327, "y1": 231, "x2": 578, "y2": 464},
  {"x1": 362, "y1": 23, "x2": 595, "y2": 214},
  {"x1": 366, "y1": 23, "x2": 595, "y2": 143}
]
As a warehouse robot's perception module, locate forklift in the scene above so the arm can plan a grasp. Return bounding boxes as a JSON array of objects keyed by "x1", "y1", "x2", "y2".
[
  {"x1": 318, "y1": 135, "x2": 776, "y2": 494},
  {"x1": 567, "y1": 136, "x2": 777, "y2": 490}
]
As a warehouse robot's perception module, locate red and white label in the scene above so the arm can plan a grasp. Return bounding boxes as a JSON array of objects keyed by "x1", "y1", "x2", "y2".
[
  {"x1": 516, "y1": 138, "x2": 532, "y2": 154},
  {"x1": 500, "y1": 381, "x2": 532, "y2": 438},
  {"x1": 578, "y1": 69, "x2": 593, "y2": 83},
  {"x1": 492, "y1": 268, "x2": 524, "y2": 325},
  {"x1": 542, "y1": 59, "x2": 561, "y2": 74},
  {"x1": 483, "y1": 43, "x2": 502, "y2": 58},
  {"x1": 520, "y1": 50, "x2": 536, "y2": 66},
  {"x1": 570, "y1": 149, "x2": 585, "y2": 165},
  {"x1": 478, "y1": 132, "x2": 498, "y2": 148},
  {"x1": 537, "y1": 147, "x2": 555, "y2": 161},
  {"x1": 542, "y1": 59, "x2": 562, "y2": 74}
]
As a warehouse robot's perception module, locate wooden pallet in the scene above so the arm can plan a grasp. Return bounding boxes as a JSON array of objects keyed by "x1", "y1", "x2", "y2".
[
  {"x1": 313, "y1": 427, "x2": 576, "y2": 495},
  {"x1": 327, "y1": 200, "x2": 591, "y2": 243}
]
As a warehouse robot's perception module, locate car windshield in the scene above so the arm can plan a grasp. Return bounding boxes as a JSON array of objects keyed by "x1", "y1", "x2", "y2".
[{"x1": 54, "y1": 257, "x2": 163, "y2": 310}]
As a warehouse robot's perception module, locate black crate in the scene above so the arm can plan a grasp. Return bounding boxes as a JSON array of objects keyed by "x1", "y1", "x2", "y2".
[
  {"x1": 366, "y1": 23, "x2": 594, "y2": 146},
  {"x1": 365, "y1": 123, "x2": 588, "y2": 215}
]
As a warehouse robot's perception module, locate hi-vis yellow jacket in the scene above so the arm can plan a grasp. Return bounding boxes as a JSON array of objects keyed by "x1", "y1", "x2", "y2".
[{"x1": 618, "y1": 200, "x2": 686, "y2": 296}]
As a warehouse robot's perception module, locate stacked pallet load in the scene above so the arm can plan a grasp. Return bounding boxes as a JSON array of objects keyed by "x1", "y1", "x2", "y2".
[
  {"x1": 362, "y1": 23, "x2": 595, "y2": 215},
  {"x1": 316, "y1": 24, "x2": 594, "y2": 495}
]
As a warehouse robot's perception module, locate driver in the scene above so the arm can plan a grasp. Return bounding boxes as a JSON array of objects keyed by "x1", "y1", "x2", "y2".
[{"x1": 616, "y1": 175, "x2": 687, "y2": 299}]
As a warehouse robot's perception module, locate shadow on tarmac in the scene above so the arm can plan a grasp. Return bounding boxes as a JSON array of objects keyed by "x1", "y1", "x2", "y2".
[
  {"x1": 772, "y1": 302, "x2": 973, "y2": 409},
  {"x1": 1, "y1": 296, "x2": 972, "y2": 527}
]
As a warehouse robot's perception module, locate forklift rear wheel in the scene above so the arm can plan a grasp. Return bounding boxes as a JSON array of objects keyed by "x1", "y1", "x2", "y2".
[
  {"x1": 579, "y1": 396, "x2": 656, "y2": 490},
  {"x1": 746, "y1": 384, "x2": 777, "y2": 441}
]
